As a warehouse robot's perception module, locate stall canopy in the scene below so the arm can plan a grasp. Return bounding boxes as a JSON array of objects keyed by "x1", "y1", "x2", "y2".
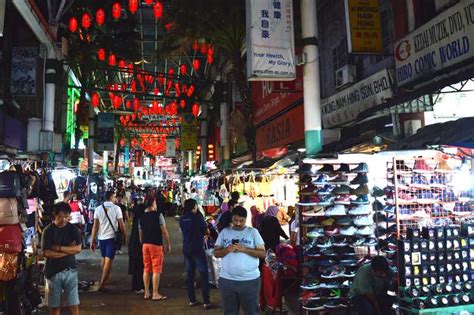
[{"x1": 391, "y1": 117, "x2": 474, "y2": 150}]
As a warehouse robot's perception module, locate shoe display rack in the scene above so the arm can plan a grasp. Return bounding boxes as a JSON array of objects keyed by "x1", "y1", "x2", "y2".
[
  {"x1": 297, "y1": 161, "x2": 378, "y2": 313},
  {"x1": 387, "y1": 157, "x2": 474, "y2": 314}
]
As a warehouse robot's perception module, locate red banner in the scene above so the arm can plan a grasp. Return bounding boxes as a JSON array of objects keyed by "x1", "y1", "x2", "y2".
[
  {"x1": 256, "y1": 104, "x2": 304, "y2": 152},
  {"x1": 251, "y1": 66, "x2": 303, "y2": 126}
]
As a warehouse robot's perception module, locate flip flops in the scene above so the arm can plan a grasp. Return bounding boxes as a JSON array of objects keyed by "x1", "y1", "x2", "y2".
[{"x1": 152, "y1": 296, "x2": 168, "y2": 301}]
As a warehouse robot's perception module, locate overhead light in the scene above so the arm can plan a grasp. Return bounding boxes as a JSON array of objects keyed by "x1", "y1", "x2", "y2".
[{"x1": 134, "y1": 59, "x2": 150, "y2": 64}]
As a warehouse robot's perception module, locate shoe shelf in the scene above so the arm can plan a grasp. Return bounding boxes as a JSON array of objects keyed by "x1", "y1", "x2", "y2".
[{"x1": 297, "y1": 161, "x2": 376, "y2": 313}]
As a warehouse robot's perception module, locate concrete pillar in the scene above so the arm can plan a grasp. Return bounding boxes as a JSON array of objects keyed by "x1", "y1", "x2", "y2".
[
  {"x1": 301, "y1": 0, "x2": 323, "y2": 155},
  {"x1": 220, "y1": 101, "x2": 230, "y2": 168},
  {"x1": 43, "y1": 49, "x2": 56, "y2": 132},
  {"x1": 88, "y1": 106, "x2": 95, "y2": 175},
  {"x1": 200, "y1": 105, "x2": 208, "y2": 173}
]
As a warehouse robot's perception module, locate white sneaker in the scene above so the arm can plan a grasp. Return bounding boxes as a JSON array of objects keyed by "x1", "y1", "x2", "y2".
[
  {"x1": 340, "y1": 226, "x2": 357, "y2": 236},
  {"x1": 325, "y1": 205, "x2": 347, "y2": 216},
  {"x1": 356, "y1": 226, "x2": 374, "y2": 236},
  {"x1": 348, "y1": 205, "x2": 371, "y2": 215},
  {"x1": 353, "y1": 215, "x2": 374, "y2": 226}
]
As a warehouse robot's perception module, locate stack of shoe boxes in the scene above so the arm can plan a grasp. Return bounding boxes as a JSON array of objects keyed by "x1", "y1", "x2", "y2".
[{"x1": 399, "y1": 224, "x2": 474, "y2": 310}]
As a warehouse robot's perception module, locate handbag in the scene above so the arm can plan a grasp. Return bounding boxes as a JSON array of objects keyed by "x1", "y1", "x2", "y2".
[
  {"x1": 0, "y1": 225, "x2": 22, "y2": 253},
  {"x1": 260, "y1": 175, "x2": 272, "y2": 196},
  {"x1": 103, "y1": 205, "x2": 122, "y2": 247},
  {"x1": 0, "y1": 171, "x2": 21, "y2": 198},
  {"x1": 0, "y1": 198, "x2": 20, "y2": 225},
  {"x1": 0, "y1": 252, "x2": 19, "y2": 281},
  {"x1": 245, "y1": 174, "x2": 259, "y2": 198}
]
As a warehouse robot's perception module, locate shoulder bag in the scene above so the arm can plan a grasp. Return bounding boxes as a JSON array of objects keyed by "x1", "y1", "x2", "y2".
[{"x1": 103, "y1": 205, "x2": 122, "y2": 247}]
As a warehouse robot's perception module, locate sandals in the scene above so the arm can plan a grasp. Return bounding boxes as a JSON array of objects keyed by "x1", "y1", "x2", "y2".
[{"x1": 152, "y1": 296, "x2": 168, "y2": 301}]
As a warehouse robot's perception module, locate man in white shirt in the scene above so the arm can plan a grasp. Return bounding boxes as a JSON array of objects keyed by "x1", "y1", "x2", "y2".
[{"x1": 90, "y1": 191, "x2": 126, "y2": 291}]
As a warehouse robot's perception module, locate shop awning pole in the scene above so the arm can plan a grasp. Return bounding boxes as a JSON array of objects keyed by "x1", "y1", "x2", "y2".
[{"x1": 301, "y1": 0, "x2": 323, "y2": 155}]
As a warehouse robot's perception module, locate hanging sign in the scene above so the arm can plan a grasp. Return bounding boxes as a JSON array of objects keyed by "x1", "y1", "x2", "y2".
[
  {"x1": 321, "y1": 69, "x2": 393, "y2": 128},
  {"x1": 246, "y1": 0, "x2": 296, "y2": 81},
  {"x1": 180, "y1": 114, "x2": 198, "y2": 151},
  {"x1": 96, "y1": 113, "x2": 115, "y2": 151},
  {"x1": 165, "y1": 138, "x2": 176, "y2": 157},
  {"x1": 395, "y1": 0, "x2": 474, "y2": 86},
  {"x1": 344, "y1": 0, "x2": 383, "y2": 54}
]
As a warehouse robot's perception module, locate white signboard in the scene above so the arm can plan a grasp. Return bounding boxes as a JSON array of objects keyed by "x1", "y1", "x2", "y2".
[
  {"x1": 165, "y1": 138, "x2": 175, "y2": 158},
  {"x1": 246, "y1": 0, "x2": 296, "y2": 81},
  {"x1": 321, "y1": 69, "x2": 394, "y2": 128},
  {"x1": 395, "y1": 0, "x2": 474, "y2": 86}
]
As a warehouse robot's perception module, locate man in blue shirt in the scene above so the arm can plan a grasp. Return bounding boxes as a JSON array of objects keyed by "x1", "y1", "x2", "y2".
[
  {"x1": 179, "y1": 199, "x2": 211, "y2": 309},
  {"x1": 214, "y1": 206, "x2": 266, "y2": 315}
]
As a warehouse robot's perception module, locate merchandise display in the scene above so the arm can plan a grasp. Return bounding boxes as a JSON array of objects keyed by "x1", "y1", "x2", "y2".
[{"x1": 297, "y1": 161, "x2": 377, "y2": 312}]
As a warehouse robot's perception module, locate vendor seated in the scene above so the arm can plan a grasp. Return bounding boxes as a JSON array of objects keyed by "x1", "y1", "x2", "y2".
[{"x1": 349, "y1": 256, "x2": 395, "y2": 315}]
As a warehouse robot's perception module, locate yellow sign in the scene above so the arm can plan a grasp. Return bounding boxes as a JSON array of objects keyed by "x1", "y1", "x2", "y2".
[
  {"x1": 345, "y1": 0, "x2": 383, "y2": 53},
  {"x1": 181, "y1": 114, "x2": 198, "y2": 151}
]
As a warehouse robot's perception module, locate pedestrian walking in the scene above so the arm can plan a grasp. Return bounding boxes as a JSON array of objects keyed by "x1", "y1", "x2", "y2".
[
  {"x1": 214, "y1": 206, "x2": 266, "y2": 315},
  {"x1": 139, "y1": 196, "x2": 171, "y2": 301},
  {"x1": 42, "y1": 202, "x2": 82, "y2": 315},
  {"x1": 90, "y1": 191, "x2": 126, "y2": 291},
  {"x1": 128, "y1": 197, "x2": 145, "y2": 293},
  {"x1": 179, "y1": 199, "x2": 212, "y2": 309}
]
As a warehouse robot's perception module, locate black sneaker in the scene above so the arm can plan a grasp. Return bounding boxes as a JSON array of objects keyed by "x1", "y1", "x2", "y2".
[
  {"x1": 372, "y1": 186, "x2": 385, "y2": 197},
  {"x1": 302, "y1": 300, "x2": 325, "y2": 311},
  {"x1": 372, "y1": 200, "x2": 384, "y2": 211},
  {"x1": 351, "y1": 163, "x2": 369, "y2": 173},
  {"x1": 324, "y1": 299, "x2": 348, "y2": 308},
  {"x1": 318, "y1": 164, "x2": 335, "y2": 174},
  {"x1": 338, "y1": 164, "x2": 351, "y2": 173},
  {"x1": 351, "y1": 174, "x2": 369, "y2": 185}
]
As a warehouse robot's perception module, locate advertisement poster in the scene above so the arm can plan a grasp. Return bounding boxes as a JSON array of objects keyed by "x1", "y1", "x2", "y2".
[
  {"x1": 246, "y1": 0, "x2": 296, "y2": 80},
  {"x1": 96, "y1": 113, "x2": 115, "y2": 151},
  {"x1": 10, "y1": 47, "x2": 37, "y2": 95},
  {"x1": 181, "y1": 114, "x2": 198, "y2": 151},
  {"x1": 345, "y1": 0, "x2": 383, "y2": 53}
]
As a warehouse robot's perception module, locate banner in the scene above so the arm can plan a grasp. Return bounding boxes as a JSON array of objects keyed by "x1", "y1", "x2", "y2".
[
  {"x1": 321, "y1": 69, "x2": 394, "y2": 128},
  {"x1": 246, "y1": 0, "x2": 296, "y2": 81},
  {"x1": 395, "y1": 0, "x2": 474, "y2": 86},
  {"x1": 96, "y1": 113, "x2": 115, "y2": 151},
  {"x1": 345, "y1": 0, "x2": 383, "y2": 54},
  {"x1": 165, "y1": 138, "x2": 176, "y2": 157},
  {"x1": 180, "y1": 114, "x2": 198, "y2": 151},
  {"x1": 11, "y1": 47, "x2": 37, "y2": 95}
]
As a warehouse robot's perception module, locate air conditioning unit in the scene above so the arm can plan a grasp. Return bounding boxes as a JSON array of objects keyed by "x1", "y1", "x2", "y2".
[{"x1": 335, "y1": 65, "x2": 356, "y2": 89}]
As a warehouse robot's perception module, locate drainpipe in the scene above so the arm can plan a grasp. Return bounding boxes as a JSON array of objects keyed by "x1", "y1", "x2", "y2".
[{"x1": 301, "y1": 0, "x2": 323, "y2": 155}]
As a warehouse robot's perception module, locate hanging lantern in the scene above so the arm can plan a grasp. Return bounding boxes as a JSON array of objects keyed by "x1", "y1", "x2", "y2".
[
  {"x1": 131, "y1": 80, "x2": 137, "y2": 92},
  {"x1": 133, "y1": 98, "x2": 140, "y2": 111},
  {"x1": 108, "y1": 54, "x2": 117, "y2": 66},
  {"x1": 120, "y1": 139, "x2": 126, "y2": 146},
  {"x1": 128, "y1": 63, "x2": 134, "y2": 73},
  {"x1": 118, "y1": 60, "x2": 126, "y2": 68},
  {"x1": 131, "y1": 113, "x2": 136, "y2": 121},
  {"x1": 207, "y1": 54, "x2": 214, "y2": 64},
  {"x1": 91, "y1": 93, "x2": 100, "y2": 107},
  {"x1": 192, "y1": 40, "x2": 199, "y2": 51},
  {"x1": 128, "y1": 0, "x2": 138, "y2": 14},
  {"x1": 200, "y1": 43, "x2": 208, "y2": 55},
  {"x1": 112, "y1": 2, "x2": 122, "y2": 20},
  {"x1": 179, "y1": 64, "x2": 187, "y2": 76},
  {"x1": 174, "y1": 83, "x2": 181, "y2": 97},
  {"x1": 153, "y1": 87, "x2": 159, "y2": 95},
  {"x1": 192, "y1": 103, "x2": 200, "y2": 117},
  {"x1": 181, "y1": 84, "x2": 188, "y2": 94},
  {"x1": 144, "y1": 0, "x2": 153, "y2": 5},
  {"x1": 192, "y1": 59, "x2": 200, "y2": 71},
  {"x1": 81, "y1": 13, "x2": 92, "y2": 30},
  {"x1": 97, "y1": 48, "x2": 106, "y2": 61},
  {"x1": 157, "y1": 104, "x2": 163, "y2": 115},
  {"x1": 69, "y1": 17, "x2": 78, "y2": 33},
  {"x1": 187, "y1": 84, "x2": 195, "y2": 97},
  {"x1": 168, "y1": 68, "x2": 175, "y2": 77},
  {"x1": 138, "y1": 112, "x2": 143, "y2": 119},
  {"x1": 95, "y1": 9, "x2": 105, "y2": 26},
  {"x1": 153, "y1": 1, "x2": 163, "y2": 20},
  {"x1": 180, "y1": 99, "x2": 186, "y2": 109},
  {"x1": 170, "y1": 102, "x2": 178, "y2": 115},
  {"x1": 164, "y1": 22, "x2": 174, "y2": 31}
]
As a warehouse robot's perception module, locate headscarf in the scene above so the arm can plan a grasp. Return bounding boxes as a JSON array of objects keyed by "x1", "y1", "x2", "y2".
[
  {"x1": 251, "y1": 206, "x2": 260, "y2": 227},
  {"x1": 265, "y1": 205, "x2": 279, "y2": 218}
]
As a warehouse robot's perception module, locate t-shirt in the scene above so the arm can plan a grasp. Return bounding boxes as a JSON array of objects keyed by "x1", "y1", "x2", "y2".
[
  {"x1": 42, "y1": 223, "x2": 82, "y2": 278},
  {"x1": 139, "y1": 211, "x2": 166, "y2": 246},
  {"x1": 215, "y1": 226, "x2": 265, "y2": 281},
  {"x1": 94, "y1": 201, "x2": 123, "y2": 240},
  {"x1": 349, "y1": 263, "x2": 391, "y2": 297},
  {"x1": 179, "y1": 212, "x2": 207, "y2": 255}
]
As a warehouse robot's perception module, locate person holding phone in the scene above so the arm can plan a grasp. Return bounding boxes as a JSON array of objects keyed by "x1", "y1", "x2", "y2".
[{"x1": 214, "y1": 206, "x2": 266, "y2": 315}]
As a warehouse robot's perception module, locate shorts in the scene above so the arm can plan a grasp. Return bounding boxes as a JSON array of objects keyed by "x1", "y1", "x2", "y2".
[
  {"x1": 142, "y1": 243, "x2": 164, "y2": 273},
  {"x1": 99, "y1": 238, "x2": 116, "y2": 259},
  {"x1": 46, "y1": 269, "x2": 80, "y2": 308}
]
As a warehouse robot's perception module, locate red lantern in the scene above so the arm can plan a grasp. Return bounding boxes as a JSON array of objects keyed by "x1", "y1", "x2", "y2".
[
  {"x1": 157, "y1": 104, "x2": 163, "y2": 115},
  {"x1": 126, "y1": 100, "x2": 131, "y2": 109},
  {"x1": 95, "y1": 9, "x2": 105, "y2": 26},
  {"x1": 192, "y1": 59, "x2": 200, "y2": 71},
  {"x1": 164, "y1": 22, "x2": 174, "y2": 31},
  {"x1": 69, "y1": 17, "x2": 78, "y2": 33},
  {"x1": 207, "y1": 54, "x2": 214, "y2": 64},
  {"x1": 108, "y1": 54, "x2": 117, "y2": 66},
  {"x1": 192, "y1": 103, "x2": 200, "y2": 117},
  {"x1": 180, "y1": 100, "x2": 186, "y2": 109},
  {"x1": 174, "y1": 83, "x2": 181, "y2": 97},
  {"x1": 129, "y1": 0, "x2": 138, "y2": 14},
  {"x1": 179, "y1": 64, "x2": 187, "y2": 76},
  {"x1": 153, "y1": 1, "x2": 163, "y2": 19},
  {"x1": 97, "y1": 48, "x2": 106, "y2": 61},
  {"x1": 168, "y1": 68, "x2": 175, "y2": 77},
  {"x1": 170, "y1": 102, "x2": 178, "y2": 115},
  {"x1": 200, "y1": 43, "x2": 208, "y2": 55},
  {"x1": 118, "y1": 60, "x2": 126, "y2": 68},
  {"x1": 91, "y1": 93, "x2": 100, "y2": 107},
  {"x1": 133, "y1": 98, "x2": 140, "y2": 111},
  {"x1": 187, "y1": 84, "x2": 195, "y2": 97},
  {"x1": 144, "y1": 0, "x2": 153, "y2": 5},
  {"x1": 112, "y1": 2, "x2": 122, "y2": 20},
  {"x1": 131, "y1": 80, "x2": 137, "y2": 93},
  {"x1": 81, "y1": 13, "x2": 92, "y2": 30},
  {"x1": 207, "y1": 45, "x2": 214, "y2": 57},
  {"x1": 120, "y1": 139, "x2": 126, "y2": 146},
  {"x1": 192, "y1": 40, "x2": 199, "y2": 51}
]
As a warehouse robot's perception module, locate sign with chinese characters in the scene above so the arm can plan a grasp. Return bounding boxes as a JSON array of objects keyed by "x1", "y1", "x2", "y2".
[
  {"x1": 344, "y1": 0, "x2": 383, "y2": 53},
  {"x1": 395, "y1": 0, "x2": 474, "y2": 86},
  {"x1": 246, "y1": 0, "x2": 296, "y2": 80},
  {"x1": 96, "y1": 113, "x2": 115, "y2": 151},
  {"x1": 321, "y1": 69, "x2": 394, "y2": 128},
  {"x1": 180, "y1": 114, "x2": 198, "y2": 151}
]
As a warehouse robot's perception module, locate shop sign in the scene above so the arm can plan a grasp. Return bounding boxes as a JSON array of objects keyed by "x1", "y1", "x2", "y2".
[
  {"x1": 10, "y1": 47, "x2": 37, "y2": 95},
  {"x1": 345, "y1": 0, "x2": 383, "y2": 54},
  {"x1": 256, "y1": 104, "x2": 304, "y2": 151},
  {"x1": 96, "y1": 113, "x2": 115, "y2": 151},
  {"x1": 395, "y1": 0, "x2": 474, "y2": 86},
  {"x1": 321, "y1": 69, "x2": 393, "y2": 128},
  {"x1": 165, "y1": 138, "x2": 176, "y2": 157},
  {"x1": 246, "y1": 0, "x2": 296, "y2": 81},
  {"x1": 180, "y1": 114, "x2": 198, "y2": 151},
  {"x1": 251, "y1": 66, "x2": 303, "y2": 125}
]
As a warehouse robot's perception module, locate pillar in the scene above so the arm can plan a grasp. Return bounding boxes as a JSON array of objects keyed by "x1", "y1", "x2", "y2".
[
  {"x1": 43, "y1": 49, "x2": 56, "y2": 132},
  {"x1": 220, "y1": 101, "x2": 230, "y2": 168}
]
